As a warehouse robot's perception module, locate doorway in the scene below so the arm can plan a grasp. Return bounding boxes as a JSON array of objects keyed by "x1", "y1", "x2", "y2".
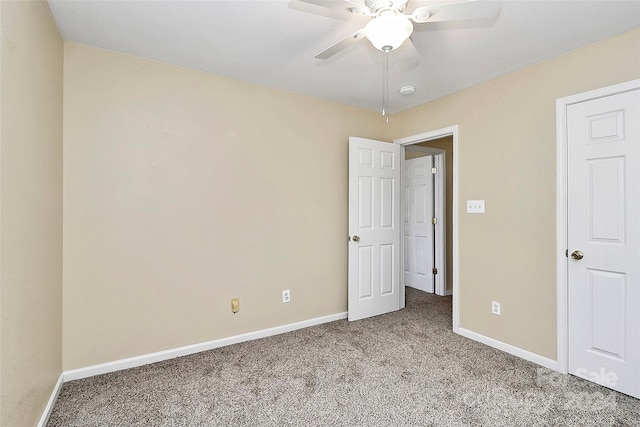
[
  {"x1": 395, "y1": 126, "x2": 459, "y2": 331},
  {"x1": 346, "y1": 127, "x2": 459, "y2": 328}
]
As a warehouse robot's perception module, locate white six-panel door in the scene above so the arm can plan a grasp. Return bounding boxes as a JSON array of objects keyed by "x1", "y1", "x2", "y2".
[
  {"x1": 404, "y1": 156, "x2": 434, "y2": 293},
  {"x1": 348, "y1": 137, "x2": 401, "y2": 321},
  {"x1": 567, "y1": 88, "x2": 640, "y2": 398}
]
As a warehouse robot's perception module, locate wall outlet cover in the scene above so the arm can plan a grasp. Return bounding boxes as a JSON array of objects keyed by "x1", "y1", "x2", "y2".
[
  {"x1": 491, "y1": 301, "x2": 501, "y2": 315},
  {"x1": 282, "y1": 290, "x2": 291, "y2": 303}
]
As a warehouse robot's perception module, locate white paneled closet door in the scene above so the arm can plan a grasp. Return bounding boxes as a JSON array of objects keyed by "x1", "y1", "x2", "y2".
[{"x1": 567, "y1": 88, "x2": 640, "y2": 398}]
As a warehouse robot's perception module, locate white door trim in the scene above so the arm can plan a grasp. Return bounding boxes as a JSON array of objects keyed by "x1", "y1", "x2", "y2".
[
  {"x1": 433, "y1": 152, "x2": 446, "y2": 297},
  {"x1": 556, "y1": 79, "x2": 640, "y2": 374},
  {"x1": 395, "y1": 125, "x2": 459, "y2": 332}
]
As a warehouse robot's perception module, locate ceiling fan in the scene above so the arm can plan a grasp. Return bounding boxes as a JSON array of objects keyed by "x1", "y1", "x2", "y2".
[{"x1": 303, "y1": 0, "x2": 501, "y2": 59}]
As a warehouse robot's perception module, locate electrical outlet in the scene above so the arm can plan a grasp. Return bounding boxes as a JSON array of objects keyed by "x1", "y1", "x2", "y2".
[
  {"x1": 282, "y1": 289, "x2": 291, "y2": 303},
  {"x1": 491, "y1": 301, "x2": 501, "y2": 316},
  {"x1": 231, "y1": 297, "x2": 239, "y2": 314}
]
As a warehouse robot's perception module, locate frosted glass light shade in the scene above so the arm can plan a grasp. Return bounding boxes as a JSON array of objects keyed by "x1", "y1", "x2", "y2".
[{"x1": 364, "y1": 13, "x2": 413, "y2": 51}]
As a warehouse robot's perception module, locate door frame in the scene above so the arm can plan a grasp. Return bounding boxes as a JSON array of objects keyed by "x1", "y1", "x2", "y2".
[
  {"x1": 555, "y1": 79, "x2": 640, "y2": 374},
  {"x1": 395, "y1": 125, "x2": 459, "y2": 332}
]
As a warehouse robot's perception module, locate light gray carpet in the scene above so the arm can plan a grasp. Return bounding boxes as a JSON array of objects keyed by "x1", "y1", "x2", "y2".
[{"x1": 47, "y1": 288, "x2": 640, "y2": 426}]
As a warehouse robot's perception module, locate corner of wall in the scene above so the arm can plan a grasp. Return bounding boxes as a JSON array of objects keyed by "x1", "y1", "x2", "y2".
[{"x1": 0, "y1": 1, "x2": 64, "y2": 426}]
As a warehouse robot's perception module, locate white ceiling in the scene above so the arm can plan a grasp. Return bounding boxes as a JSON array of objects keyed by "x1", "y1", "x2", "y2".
[{"x1": 48, "y1": 0, "x2": 640, "y2": 114}]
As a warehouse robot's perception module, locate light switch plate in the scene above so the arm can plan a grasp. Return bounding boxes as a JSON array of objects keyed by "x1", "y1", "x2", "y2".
[{"x1": 467, "y1": 200, "x2": 485, "y2": 214}]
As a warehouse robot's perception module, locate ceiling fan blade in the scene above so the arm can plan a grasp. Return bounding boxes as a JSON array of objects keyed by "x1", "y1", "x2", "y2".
[
  {"x1": 294, "y1": 0, "x2": 371, "y2": 23},
  {"x1": 298, "y1": 0, "x2": 364, "y2": 5},
  {"x1": 297, "y1": 0, "x2": 365, "y2": 12},
  {"x1": 412, "y1": 0, "x2": 500, "y2": 24},
  {"x1": 315, "y1": 29, "x2": 366, "y2": 59}
]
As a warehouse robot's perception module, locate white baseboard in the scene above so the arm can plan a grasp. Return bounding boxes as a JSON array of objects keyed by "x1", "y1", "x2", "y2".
[
  {"x1": 456, "y1": 327, "x2": 559, "y2": 371},
  {"x1": 37, "y1": 373, "x2": 64, "y2": 427},
  {"x1": 63, "y1": 311, "x2": 348, "y2": 382}
]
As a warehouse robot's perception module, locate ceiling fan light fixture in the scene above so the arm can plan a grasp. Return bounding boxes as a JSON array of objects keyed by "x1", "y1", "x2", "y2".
[{"x1": 364, "y1": 12, "x2": 413, "y2": 52}]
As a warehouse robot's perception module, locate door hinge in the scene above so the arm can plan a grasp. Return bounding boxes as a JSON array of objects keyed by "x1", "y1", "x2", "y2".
[
  {"x1": 432, "y1": 217, "x2": 438, "y2": 225},
  {"x1": 432, "y1": 267, "x2": 438, "y2": 275},
  {"x1": 431, "y1": 167, "x2": 437, "y2": 175}
]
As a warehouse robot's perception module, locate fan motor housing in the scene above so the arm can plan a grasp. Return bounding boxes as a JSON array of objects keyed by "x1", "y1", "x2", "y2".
[{"x1": 366, "y1": 0, "x2": 408, "y2": 14}]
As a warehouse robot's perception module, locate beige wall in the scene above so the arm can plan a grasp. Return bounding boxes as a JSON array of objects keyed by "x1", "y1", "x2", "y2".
[
  {"x1": 62, "y1": 27, "x2": 640, "y2": 370},
  {"x1": 389, "y1": 28, "x2": 640, "y2": 359},
  {"x1": 0, "y1": 1, "x2": 63, "y2": 426},
  {"x1": 62, "y1": 43, "x2": 386, "y2": 370}
]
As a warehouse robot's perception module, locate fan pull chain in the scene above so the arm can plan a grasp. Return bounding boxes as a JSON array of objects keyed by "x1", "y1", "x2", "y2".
[{"x1": 382, "y1": 47, "x2": 390, "y2": 122}]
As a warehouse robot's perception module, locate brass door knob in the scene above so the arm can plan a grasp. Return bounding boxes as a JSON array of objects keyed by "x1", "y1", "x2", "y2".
[
  {"x1": 571, "y1": 250, "x2": 584, "y2": 260},
  {"x1": 352, "y1": 235, "x2": 360, "y2": 242}
]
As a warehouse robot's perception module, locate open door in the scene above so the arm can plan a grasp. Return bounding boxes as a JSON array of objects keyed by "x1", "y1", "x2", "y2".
[
  {"x1": 403, "y1": 155, "x2": 434, "y2": 293},
  {"x1": 348, "y1": 137, "x2": 401, "y2": 321}
]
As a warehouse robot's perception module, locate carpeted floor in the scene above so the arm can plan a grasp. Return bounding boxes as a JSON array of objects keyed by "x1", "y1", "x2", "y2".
[{"x1": 47, "y1": 288, "x2": 640, "y2": 426}]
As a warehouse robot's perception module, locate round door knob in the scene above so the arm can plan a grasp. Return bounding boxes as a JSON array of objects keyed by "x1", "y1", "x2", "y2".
[
  {"x1": 571, "y1": 250, "x2": 584, "y2": 260},
  {"x1": 352, "y1": 235, "x2": 360, "y2": 242}
]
